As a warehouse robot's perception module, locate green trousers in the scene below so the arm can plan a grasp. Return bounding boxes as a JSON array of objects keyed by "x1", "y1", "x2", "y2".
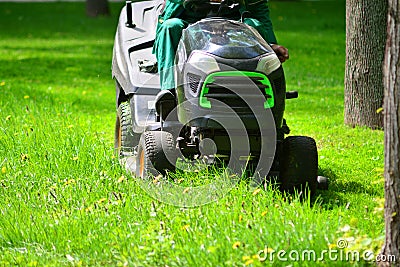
[{"x1": 154, "y1": 17, "x2": 272, "y2": 90}]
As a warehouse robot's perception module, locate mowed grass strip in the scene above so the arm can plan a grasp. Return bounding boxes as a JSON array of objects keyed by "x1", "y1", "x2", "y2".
[{"x1": 0, "y1": 1, "x2": 384, "y2": 266}]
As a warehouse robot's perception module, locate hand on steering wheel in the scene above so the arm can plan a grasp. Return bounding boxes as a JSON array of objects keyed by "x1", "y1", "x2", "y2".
[{"x1": 271, "y1": 44, "x2": 289, "y2": 63}]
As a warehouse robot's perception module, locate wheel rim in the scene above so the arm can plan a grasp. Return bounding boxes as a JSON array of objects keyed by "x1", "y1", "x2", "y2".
[
  {"x1": 139, "y1": 149, "x2": 145, "y2": 178},
  {"x1": 117, "y1": 122, "x2": 122, "y2": 149},
  {"x1": 115, "y1": 115, "x2": 122, "y2": 155}
]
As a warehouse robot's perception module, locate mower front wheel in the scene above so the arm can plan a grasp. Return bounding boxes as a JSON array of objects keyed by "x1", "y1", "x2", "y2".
[
  {"x1": 136, "y1": 131, "x2": 177, "y2": 179},
  {"x1": 280, "y1": 136, "x2": 318, "y2": 196}
]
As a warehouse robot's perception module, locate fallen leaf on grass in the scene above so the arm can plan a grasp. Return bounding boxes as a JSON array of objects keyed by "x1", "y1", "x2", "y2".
[
  {"x1": 117, "y1": 176, "x2": 125, "y2": 183},
  {"x1": 252, "y1": 188, "x2": 261, "y2": 196},
  {"x1": 232, "y1": 241, "x2": 241, "y2": 249},
  {"x1": 66, "y1": 254, "x2": 74, "y2": 261}
]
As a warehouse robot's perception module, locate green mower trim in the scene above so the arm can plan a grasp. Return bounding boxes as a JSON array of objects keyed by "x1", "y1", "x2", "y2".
[{"x1": 199, "y1": 71, "x2": 275, "y2": 109}]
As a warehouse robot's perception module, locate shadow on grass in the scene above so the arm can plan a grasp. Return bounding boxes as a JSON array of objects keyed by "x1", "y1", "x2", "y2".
[
  {"x1": 315, "y1": 167, "x2": 382, "y2": 209},
  {"x1": 0, "y1": 2, "x2": 121, "y2": 117},
  {"x1": 0, "y1": 2, "x2": 123, "y2": 40},
  {"x1": 0, "y1": 43, "x2": 115, "y2": 117}
]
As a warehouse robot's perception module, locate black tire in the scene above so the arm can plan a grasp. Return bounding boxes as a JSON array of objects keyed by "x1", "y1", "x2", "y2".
[
  {"x1": 115, "y1": 102, "x2": 136, "y2": 157},
  {"x1": 280, "y1": 136, "x2": 318, "y2": 196},
  {"x1": 136, "y1": 131, "x2": 177, "y2": 178}
]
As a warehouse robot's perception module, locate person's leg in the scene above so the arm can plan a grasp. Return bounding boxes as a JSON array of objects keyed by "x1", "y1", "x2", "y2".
[{"x1": 154, "y1": 18, "x2": 188, "y2": 90}]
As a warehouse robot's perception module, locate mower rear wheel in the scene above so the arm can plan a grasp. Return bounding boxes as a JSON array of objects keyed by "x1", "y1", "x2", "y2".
[
  {"x1": 280, "y1": 136, "x2": 318, "y2": 196},
  {"x1": 115, "y1": 102, "x2": 136, "y2": 157},
  {"x1": 136, "y1": 131, "x2": 177, "y2": 178}
]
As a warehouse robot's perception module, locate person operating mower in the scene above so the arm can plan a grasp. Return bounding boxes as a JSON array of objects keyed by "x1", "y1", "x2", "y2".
[{"x1": 152, "y1": 0, "x2": 289, "y2": 93}]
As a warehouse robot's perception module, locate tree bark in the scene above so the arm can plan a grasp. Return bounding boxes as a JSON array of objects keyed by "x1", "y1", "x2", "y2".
[
  {"x1": 344, "y1": 0, "x2": 387, "y2": 129},
  {"x1": 86, "y1": 0, "x2": 110, "y2": 17},
  {"x1": 380, "y1": 0, "x2": 400, "y2": 266}
]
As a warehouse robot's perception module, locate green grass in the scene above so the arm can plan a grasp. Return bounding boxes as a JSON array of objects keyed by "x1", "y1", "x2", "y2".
[{"x1": 0, "y1": 1, "x2": 385, "y2": 266}]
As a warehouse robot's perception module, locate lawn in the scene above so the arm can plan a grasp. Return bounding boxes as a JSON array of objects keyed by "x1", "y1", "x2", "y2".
[{"x1": 0, "y1": 0, "x2": 385, "y2": 266}]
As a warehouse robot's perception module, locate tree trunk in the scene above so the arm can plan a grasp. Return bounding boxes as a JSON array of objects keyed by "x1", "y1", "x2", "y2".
[
  {"x1": 344, "y1": 0, "x2": 387, "y2": 129},
  {"x1": 86, "y1": 0, "x2": 110, "y2": 17},
  {"x1": 380, "y1": 0, "x2": 400, "y2": 265}
]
